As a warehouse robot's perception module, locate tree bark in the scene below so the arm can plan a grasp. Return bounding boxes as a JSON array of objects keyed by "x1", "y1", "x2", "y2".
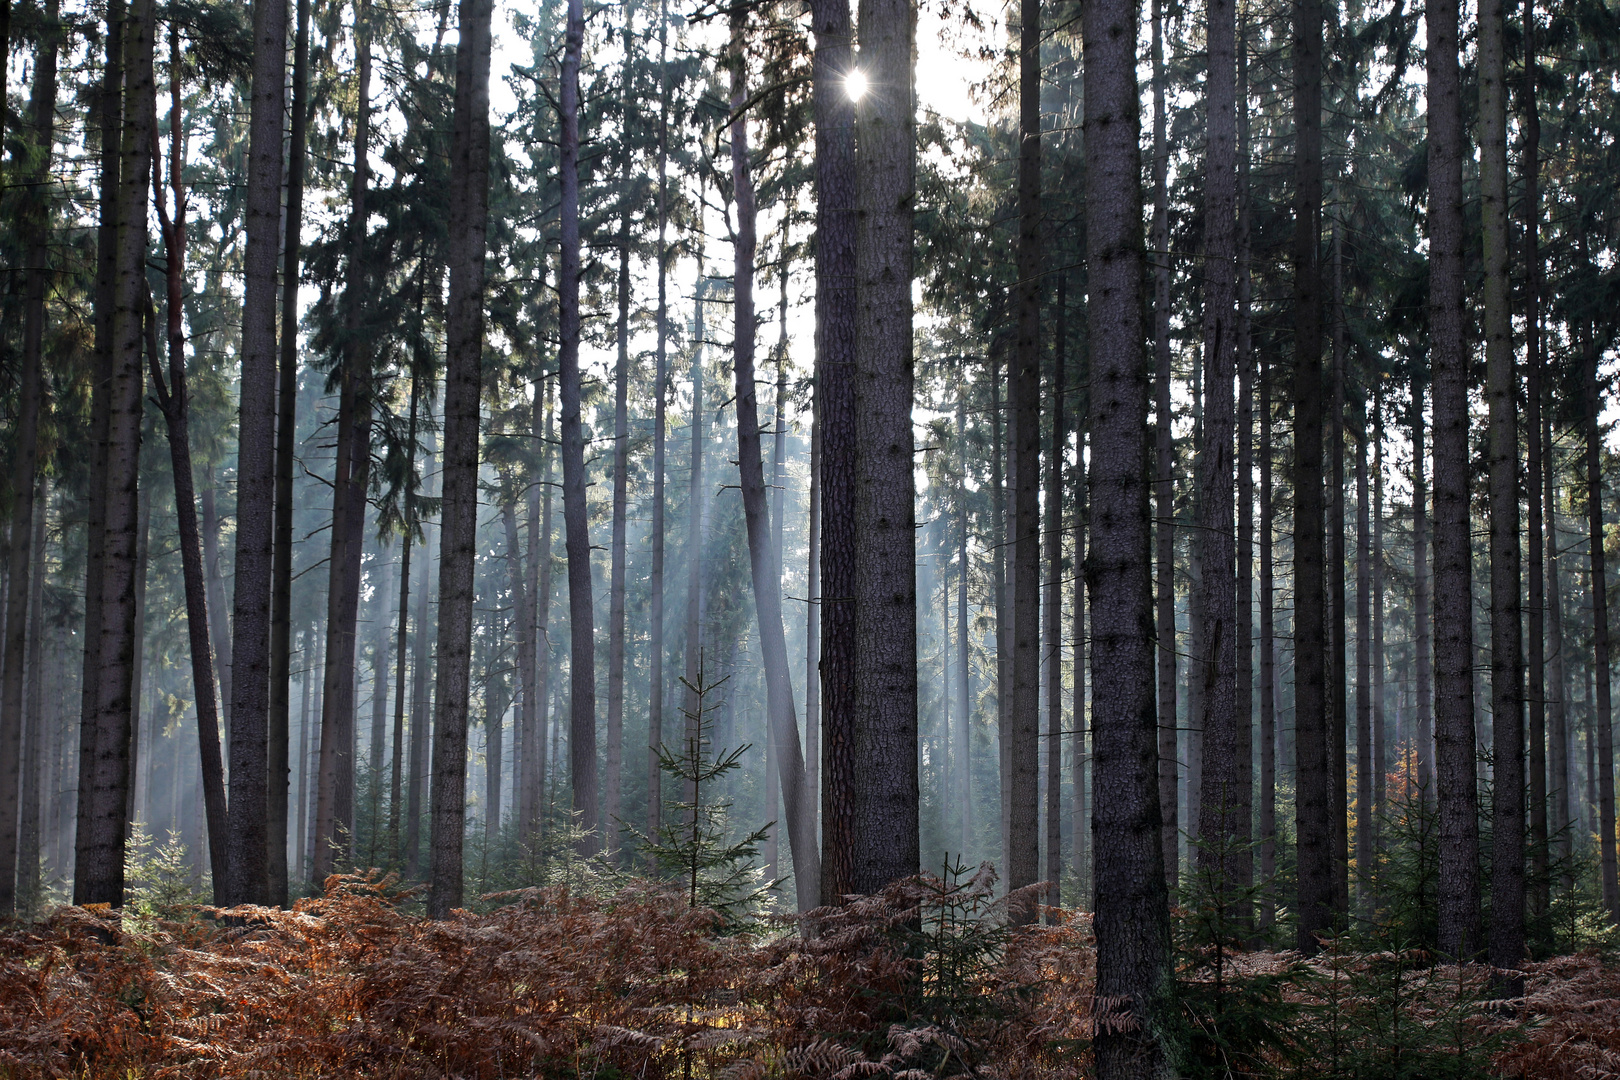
[
  {"x1": 1235, "y1": 21, "x2": 1256, "y2": 933},
  {"x1": 224, "y1": 0, "x2": 290, "y2": 905},
  {"x1": 1259, "y1": 350, "x2": 1276, "y2": 930},
  {"x1": 314, "y1": 9, "x2": 375, "y2": 885},
  {"x1": 557, "y1": 0, "x2": 598, "y2": 853},
  {"x1": 148, "y1": 80, "x2": 230, "y2": 895},
  {"x1": 1412, "y1": 384, "x2": 1434, "y2": 795},
  {"x1": 1045, "y1": 284, "x2": 1065, "y2": 910},
  {"x1": 1291, "y1": 0, "x2": 1332, "y2": 953},
  {"x1": 1006, "y1": 0, "x2": 1042, "y2": 907},
  {"x1": 1481, "y1": 0, "x2": 1525, "y2": 972},
  {"x1": 1195, "y1": 0, "x2": 1245, "y2": 914},
  {"x1": 0, "y1": 0, "x2": 58, "y2": 917},
  {"x1": 1328, "y1": 228, "x2": 1348, "y2": 918},
  {"x1": 1523, "y1": 0, "x2": 1549, "y2": 928},
  {"x1": 958, "y1": 400, "x2": 974, "y2": 860},
  {"x1": 812, "y1": 0, "x2": 857, "y2": 905},
  {"x1": 75, "y1": 0, "x2": 152, "y2": 907},
  {"x1": 1084, "y1": 0, "x2": 1175, "y2": 1063},
  {"x1": 18, "y1": 489, "x2": 48, "y2": 915},
  {"x1": 531, "y1": 387, "x2": 556, "y2": 838},
  {"x1": 405, "y1": 448, "x2": 437, "y2": 877},
  {"x1": 849, "y1": 0, "x2": 918, "y2": 897},
  {"x1": 1430, "y1": 0, "x2": 1483, "y2": 955},
  {"x1": 427, "y1": 0, "x2": 494, "y2": 918},
  {"x1": 729, "y1": 19, "x2": 820, "y2": 907},
  {"x1": 646, "y1": 0, "x2": 671, "y2": 868},
  {"x1": 1354, "y1": 379, "x2": 1371, "y2": 914},
  {"x1": 269, "y1": 0, "x2": 314, "y2": 906},
  {"x1": 1150, "y1": 0, "x2": 1178, "y2": 894},
  {"x1": 1585, "y1": 331, "x2": 1619, "y2": 919}
]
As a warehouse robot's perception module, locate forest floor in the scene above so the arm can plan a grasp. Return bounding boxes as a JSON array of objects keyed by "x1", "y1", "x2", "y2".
[{"x1": 0, "y1": 871, "x2": 1617, "y2": 1079}]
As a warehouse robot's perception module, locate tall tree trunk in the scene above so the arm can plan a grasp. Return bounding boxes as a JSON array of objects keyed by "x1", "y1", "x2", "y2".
[
  {"x1": 812, "y1": 0, "x2": 857, "y2": 905},
  {"x1": 1045, "y1": 284, "x2": 1065, "y2": 910},
  {"x1": 79, "y1": 0, "x2": 123, "y2": 848},
  {"x1": 201, "y1": 480, "x2": 233, "y2": 737},
  {"x1": 1354, "y1": 381, "x2": 1372, "y2": 914},
  {"x1": 1235, "y1": 20, "x2": 1256, "y2": 934},
  {"x1": 557, "y1": 0, "x2": 598, "y2": 853},
  {"x1": 531, "y1": 388, "x2": 556, "y2": 838},
  {"x1": 1290, "y1": 0, "x2": 1331, "y2": 954},
  {"x1": 1548, "y1": 436, "x2": 1571, "y2": 891},
  {"x1": 646, "y1": 0, "x2": 671, "y2": 868},
  {"x1": 148, "y1": 79, "x2": 230, "y2": 894},
  {"x1": 729, "y1": 18, "x2": 820, "y2": 907},
  {"x1": 1328, "y1": 228, "x2": 1348, "y2": 918},
  {"x1": 1084, "y1": 0, "x2": 1174, "y2": 1063},
  {"x1": 0, "y1": 0, "x2": 58, "y2": 916},
  {"x1": 296, "y1": 624, "x2": 315, "y2": 877},
  {"x1": 314, "y1": 9, "x2": 375, "y2": 885},
  {"x1": 1585, "y1": 331, "x2": 1619, "y2": 919},
  {"x1": 269, "y1": 0, "x2": 313, "y2": 907},
  {"x1": 682, "y1": 249, "x2": 709, "y2": 812},
  {"x1": 1430, "y1": 0, "x2": 1483, "y2": 955},
  {"x1": 995, "y1": 361, "x2": 1010, "y2": 868},
  {"x1": 1195, "y1": 0, "x2": 1244, "y2": 914},
  {"x1": 1071, "y1": 318, "x2": 1088, "y2": 900},
  {"x1": 405, "y1": 447, "x2": 437, "y2": 878},
  {"x1": 388, "y1": 361, "x2": 420, "y2": 863},
  {"x1": 18, "y1": 490, "x2": 48, "y2": 915},
  {"x1": 1481, "y1": 0, "x2": 1525, "y2": 972},
  {"x1": 1259, "y1": 351, "x2": 1276, "y2": 930},
  {"x1": 225, "y1": 0, "x2": 290, "y2": 905},
  {"x1": 1371, "y1": 383, "x2": 1386, "y2": 865},
  {"x1": 958, "y1": 400, "x2": 974, "y2": 860},
  {"x1": 1523, "y1": 0, "x2": 1549, "y2": 929},
  {"x1": 500, "y1": 486, "x2": 533, "y2": 837},
  {"x1": 427, "y1": 0, "x2": 494, "y2": 918},
  {"x1": 1412, "y1": 384, "x2": 1434, "y2": 794},
  {"x1": 849, "y1": 0, "x2": 917, "y2": 896},
  {"x1": 75, "y1": 0, "x2": 153, "y2": 906},
  {"x1": 606, "y1": 6, "x2": 636, "y2": 855},
  {"x1": 1006, "y1": 0, "x2": 1042, "y2": 906},
  {"x1": 1150, "y1": 0, "x2": 1178, "y2": 893}
]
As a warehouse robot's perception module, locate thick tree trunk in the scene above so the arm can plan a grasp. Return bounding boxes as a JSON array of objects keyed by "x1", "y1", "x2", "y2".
[
  {"x1": 224, "y1": 0, "x2": 290, "y2": 905},
  {"x1": 1150, "y1": 0, "x2": 1178, "y2": 894},
  {"x1": 427, "y1": 0, "x2": 494, "y2": 918},
  {"x1": 1481, "y1": 0, "x2": 1525, "y2": 973},
  {"x1": 557, "y1": 0, "x2": 598, "y2": 853},
  {"x1": 812, "y1": 0, "x2": 858, "y2": 905},
  {"x1": 75, "y1": 0, "x2": 152, "y2": 907},
  {"x1": 1083, "y1": 0, "x2": 1175, "y2": 1064},
  {"x1": 0, "y1": 0, "x2": 58, "y2": 916},
  {"x1": 18, "y1": 493, "x2": 48, "y2": 915},
  {"x1": 1195, "y1": 0, "x2": 1245, "y2": 915},
  {"x1": 1235, "y1": 23, "x2": 1256, "y2": 933},
  {"x1": 849, "y1": 0, "x2": 917, "y2": 897},
  {"x1": 1006, "y1": 0, "x2": 1042, "y2": 906},
  {"x1": 1430, "y1": 0, "x2": 1483, "y2": 956},
  {"x1": 269, "y1": 0, "x2": 313, "y2": 907},
  {"x1": 1291, "y1": 0, "x2": 1332, "y2": 954},
  {"x1": 729, "y1": 22, "x2": 820, "y2": 907}
]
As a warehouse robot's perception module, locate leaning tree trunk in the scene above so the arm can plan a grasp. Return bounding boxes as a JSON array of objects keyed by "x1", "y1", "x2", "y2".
[
  {"x1": 811, "y1": 0, "x2": 858, "y2": 905},
  {"x1": 314, "y1": 9, "x2": 374, "y2": 885},
  {"x1": 1084, "y1": 0, "x2": 1175, "y2": 1065},
  {"x1": 427, "y1": 0, "x2": 494, "y2": 918},
  {"x1": 0, "y1": 0, "x2": 58, "y2": 917},
  {"x1": 1480, "y1": 0, "x2": 1525, "y2": 973},
  {"x1": 1429, "y1": 0, "x2": 1483, "y2": 956},
  {"x1": 557, "y1": 0, "x2": 598, "y2": 853},
  {"x1": 728, "y1": 18, "x2": 820, "y2": 908},
  {"x1": 1291, "y1": 0, "x2": 1332, "y2": 955},
  {"x1": 75, "y1": 0, "x2": 153, "y2": 907},
  {"x1": 148, "y1": 68, "x2": 230, "y2": 893},
  {"x1": 225, "y1": 0, "x2": 290, "y2": 905},
  {"x1": 1006, "y1": 0, "x2": 1042, "y2": 906},
  {"x1": 269, "y1": 0, "x2": 313, "y2": 906}
]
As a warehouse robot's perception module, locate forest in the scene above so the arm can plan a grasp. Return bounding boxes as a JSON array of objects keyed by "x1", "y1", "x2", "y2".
[{"x1": 2, "y1": 0, "x2": 1620, "y2": 1073}]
